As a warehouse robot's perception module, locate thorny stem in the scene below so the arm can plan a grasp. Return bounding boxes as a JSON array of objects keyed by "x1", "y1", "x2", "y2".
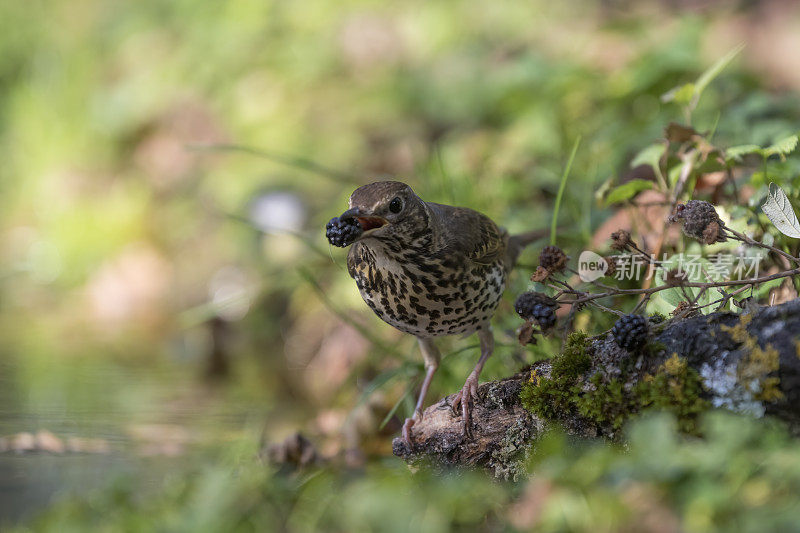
[
  {"x1": 562, "y1": 266, "x2": 800, "y2": 308},
  {"x1": 549, "y1": 277, "x2": 575, "y2": 292},
  {"x1": 632, "y1": 294, "x2": 650, "y2": 314},
  {"x1": 589, "y1": 301, "x2": 626, "y2": 317},
  {"x1": 547, "y1": 272, "x2": 628, "y2": 319},
  {"x1": 629, "y1": 243, "x2": 653, "y2": 263},
  {"x1": 724, "y1": 225, "x2": 800, "y2": 266},
  {"x1": 555, "y1": 222, "x2": 799, "y2": 319},
  {"x1": 711, "y1": 285, "x2": 753, "y2": 311},
  {"x1": 689, "y1": 286, "x2": 709, "y2": 310}
]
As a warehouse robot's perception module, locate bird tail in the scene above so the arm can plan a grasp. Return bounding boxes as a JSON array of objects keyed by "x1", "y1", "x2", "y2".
[{"x1": 507, "y1": 228, "x2": 550, "y2": 268}]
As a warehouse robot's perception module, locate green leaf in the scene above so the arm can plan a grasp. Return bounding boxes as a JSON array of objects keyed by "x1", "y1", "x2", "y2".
[
  {"x1": 647, "y1": 284, "x2": 683, "y2": 316},
  {"x1": 764, "y1": 134, "x2": 799, "y2": 159},
  {"x1": 661, "y1": 44, "x2": 744, "y2": 112},
  {"x1": 761, "y1": 182, "x2": 800, "y2": 238},
  {"x1": 594, "y1": 176, "x2": 614, "y2": 204},
  {"x1": 667, "y1": 163, "x2": 684, "y2": 188},
  {"x1": 661, "y1": 83, "x2": 695, "y2": 105},
  {"x1": 726, "y1": 135, "x2": 797, "y2": 163},
  {"x1": 726, "y1": 144, "x2": 762, "y2": 162},
  {"x1": 694, "y1": 288, "x2": 714, "y2": 315},
  {"x1": 662, "y1": 286, "x2": 688, "y2": 308},
  {"x1": 604, "y1": 179, "x2": 654, "y2": 206},
  {"x1": 696, "y1": 156, "x2": 725, "y2": 174},
  {"x1": 631, "y1": 142, "x2": 665, "y2": 171},
  {"x1": 630, "y1": 142, "x2": 666, "y2": 188},
  {"x1": 751, "y1": 278, "x2": 785, "y2": 300}
]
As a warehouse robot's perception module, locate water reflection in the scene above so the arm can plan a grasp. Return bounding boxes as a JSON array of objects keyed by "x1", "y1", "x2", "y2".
[{"x1": 0, "y1": 356, "x2": 269, "y2": 525}]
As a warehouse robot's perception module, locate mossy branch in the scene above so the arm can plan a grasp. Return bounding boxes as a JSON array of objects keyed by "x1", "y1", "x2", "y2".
[{"x1": 393, "y1": 298, "x2": 800, "y2": 473}]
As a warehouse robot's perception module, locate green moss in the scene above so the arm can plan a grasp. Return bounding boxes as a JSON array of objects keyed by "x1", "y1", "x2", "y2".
[
  {"x1": 519, "y1": 371, "x2": 579, "y2": 419},
  {"x1": 575, "y1": 355, "x2": 709, "y2": 433},
  {"x1": 636, "y1": 353, "x2": 709, "y2": 433},
  {"x1": 520, "y1": 334, "x2": 709, "y2": 434},
  {"x1": 575, "y1": 374, "x2": 634, "y2": 431},
  {"x1": 551, "y1": 331, "x2": 592, "y2": 379},
  {"x1": 520, "y1": 332, "x2": 591, "y2": 419}
]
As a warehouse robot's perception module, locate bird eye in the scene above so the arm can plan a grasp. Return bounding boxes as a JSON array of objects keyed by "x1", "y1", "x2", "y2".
[{"x1": 389, "y1": 197, "x2": 403, "y2": 214}]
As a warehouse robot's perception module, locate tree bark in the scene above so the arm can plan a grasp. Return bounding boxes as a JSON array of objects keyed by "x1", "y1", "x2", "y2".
[{"x1": 392, "y1": 298, "x2": 800, "y2": 476}]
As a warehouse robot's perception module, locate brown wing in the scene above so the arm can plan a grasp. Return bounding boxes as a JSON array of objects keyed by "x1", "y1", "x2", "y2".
[{"x1": 428, "y1": 203, "x2": 509, "y2": 266}]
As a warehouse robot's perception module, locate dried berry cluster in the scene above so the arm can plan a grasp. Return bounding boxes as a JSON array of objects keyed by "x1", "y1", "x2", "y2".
[
  {"x1": 668, "y1": 200, "x2": 727, "y2": 244},
  {"x1": 326, "y1": 217, "x2": 363, "y2": 247},
  {"x1": 531, "y1": 245, "x2": 568, "y2": 282},
  {"x1": 610, "y1": 229, "x2": 634, "y2": 251}
]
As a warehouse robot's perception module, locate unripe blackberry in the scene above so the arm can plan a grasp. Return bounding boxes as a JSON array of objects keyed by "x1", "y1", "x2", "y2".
[
  {"x1": 514, "y1": 292, "x2": 558, "y2": 330},
  {"x1": 538, "y1": 245, "x2": 567, "y2": 272},
  {"x1": 668, "y1": 200, "x2": 727, "y2": 244},
  {"x1": 612, "y1": 314, "x2": 649, "y2": 352},
  {"x1": 325, "y1": 217, "x2": 362, "y2": 247}
]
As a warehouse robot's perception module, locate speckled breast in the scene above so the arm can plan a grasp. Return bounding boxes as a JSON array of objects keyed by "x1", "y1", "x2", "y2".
[{"x1": 347, "y1": 241, "x2": 507, "y2": 338}]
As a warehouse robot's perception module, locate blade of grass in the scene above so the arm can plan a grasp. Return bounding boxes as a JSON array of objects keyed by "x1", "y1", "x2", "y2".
[
  {"x1": 551, "y1": 136, "x2": 581, "y2": 245},
  {"x1": 354, "y1": 362, "x2": 417, "y2": 411},
  {"x1": 693, "y1": 43, "x2": 745, "y2": 106},
  {"x1": 188, "y1": 143, "x2": 358, "y2": 183},
  {"x1": 379, "y1": 376, "x2": 420, "y2": 430},
  {"x1": 441, "y1": 343, "x2": 479, "y2": 361}
]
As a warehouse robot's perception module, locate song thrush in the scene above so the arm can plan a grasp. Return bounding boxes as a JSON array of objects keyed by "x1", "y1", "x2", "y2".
[{"x1": 329, "y1": 181, "x2": 546, "y2": 444}]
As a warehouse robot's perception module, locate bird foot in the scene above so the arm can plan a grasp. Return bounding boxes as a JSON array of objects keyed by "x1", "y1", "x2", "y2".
[
  {"x1": 401, "y1": 409, "x2": 424, "y2": 446},
  {"x1": 451, "y1": 374, "x2": 481, "y2": 438},
  {"x1": 401, "y1": 417, "x2": 415, "y2": 445}
]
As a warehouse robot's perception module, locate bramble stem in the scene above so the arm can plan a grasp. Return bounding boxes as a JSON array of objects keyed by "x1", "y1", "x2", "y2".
[{"x1": 724, "y1": 225, "x2": 800, "y2": 266}]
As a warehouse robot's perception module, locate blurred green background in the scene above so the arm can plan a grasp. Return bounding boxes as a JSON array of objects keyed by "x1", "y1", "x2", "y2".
[{"x1": 2, "y1": 0, "x2": 800, "y2": 530}]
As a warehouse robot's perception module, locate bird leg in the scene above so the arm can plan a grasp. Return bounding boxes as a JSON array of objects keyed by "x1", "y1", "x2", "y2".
[
  {"x1": 451, "y1": 326, "x2": 494, "y2": 438},
  {"x1": 402, "y1": 337, "x2": 441, "y2": 445}
]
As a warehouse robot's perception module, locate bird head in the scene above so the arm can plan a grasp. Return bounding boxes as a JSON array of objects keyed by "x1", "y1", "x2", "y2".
[{"x1": 339, "y1": 181, "x2": 427, "y2": 243}]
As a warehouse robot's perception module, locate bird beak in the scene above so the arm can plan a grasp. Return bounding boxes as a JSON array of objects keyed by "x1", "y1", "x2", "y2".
[{"x1": 340, "y1": 208, "x2": 388, "y2": 233}]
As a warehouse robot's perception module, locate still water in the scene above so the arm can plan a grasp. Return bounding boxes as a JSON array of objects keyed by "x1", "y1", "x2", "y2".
[{"x1": 0, "y1": 355, "x2": 269, "y2": 525}]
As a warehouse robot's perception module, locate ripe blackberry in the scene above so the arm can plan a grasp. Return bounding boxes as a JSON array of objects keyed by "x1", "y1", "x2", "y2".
[
  {"x1": 612, "y1": 314, "x2": 649, "y2": 352},
  {"x1": 514, "y1": 291, "x2": 558, "y2": 330},
  {"x1": 326, "y1": 217, "x2": 362, "y2": 247}
]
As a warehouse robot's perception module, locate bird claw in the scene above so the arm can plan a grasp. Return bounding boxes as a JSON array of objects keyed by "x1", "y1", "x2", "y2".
[
  {"x1": 451, "y1": 375, "x2": 481, "y2": 438},
  {"x1": 401, "y1": 408, "x2": 424, "y2": 446},
  {"x1": 401, "y1": 417, "x2": 415, "y2": 445}
]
